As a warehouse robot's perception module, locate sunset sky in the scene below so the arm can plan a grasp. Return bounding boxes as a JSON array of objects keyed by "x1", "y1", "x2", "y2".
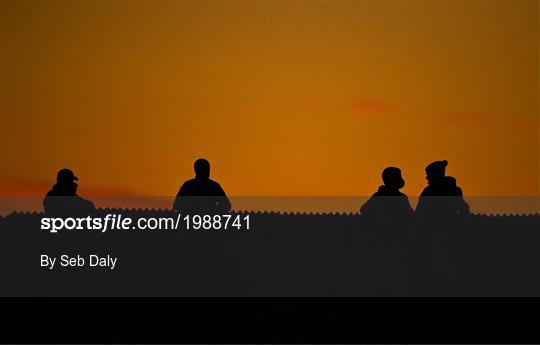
[{"x1": 1, "y1": 1, "x2": 538, "y2": 198}]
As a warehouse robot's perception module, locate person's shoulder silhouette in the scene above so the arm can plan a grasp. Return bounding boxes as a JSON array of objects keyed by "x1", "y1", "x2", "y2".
[
  {"x1": 443, "y1": 176, "x2": 463, "y2": 195},
  {"x1": 173, "y1": 159, "x2": 231, "y2": 213},
  {"x1": 43, "y1": 168, "x2": 95, "y2": 217},
  {"x1": 360, "y1": 167, "x2": 414, "y2": 221}
]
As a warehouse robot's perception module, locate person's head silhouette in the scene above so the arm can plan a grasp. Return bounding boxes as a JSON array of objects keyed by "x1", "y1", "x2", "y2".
[
  {"x1": 64, "y1": 181, "x2": 78, "y2": 194},
  {"x1": 425, "y1": 160, "x2": 447, "y2": 183},
  {"x1": 57, "y1": 168, "x2": 78, "y2": 184},
  {"x1": 382, "y1": 167, "x2": 405, "y2": 190},
  {"x1": 52, "y1": 168, "x2": 79, "y2": 194},
  {"x1": 194, "y1": 158, "x2": 210, "y2": 179}
]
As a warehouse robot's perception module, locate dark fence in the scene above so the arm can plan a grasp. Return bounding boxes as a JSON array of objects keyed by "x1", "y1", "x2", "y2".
[{"x1": 1, "y1": 209, "x2": 539, "y2": 296}]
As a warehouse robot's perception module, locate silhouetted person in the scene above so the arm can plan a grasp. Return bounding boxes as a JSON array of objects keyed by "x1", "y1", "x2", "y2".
[
  {"x1": 360, "y1": 167, "x2": 414, "y2": 221},
  {"x1": 415, "y1": 160, "x2": 469, "y2": 218},
  {"x1": 43, "y1": 168, "x2": 95, "y2": 217},
  {"x1": 173, "y1": 159, "x2": 231, "y2": 213}
]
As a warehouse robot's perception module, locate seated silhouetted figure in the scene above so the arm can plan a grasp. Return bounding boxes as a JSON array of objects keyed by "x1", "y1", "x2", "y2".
[
  {"x1": 415, "y1": 160, "x2": 469, "y2": 219},
  {"x1": 43, "y1": 168, "x2": 95, "y2": 217},
  {"x1": 173, "y1": 159, "x2": 231, "y2": 214},
  {"x1": 360, "y1": 167, "x2": 414, "y2": 221}
]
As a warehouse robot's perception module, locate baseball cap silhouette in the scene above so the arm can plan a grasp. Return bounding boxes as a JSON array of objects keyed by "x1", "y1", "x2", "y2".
[{"x1": 57, "y1": 168, "x2": 78, "y2": 183}]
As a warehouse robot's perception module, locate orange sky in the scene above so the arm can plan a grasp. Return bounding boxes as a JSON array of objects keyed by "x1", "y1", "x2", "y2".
[{"x1": 1, "y1": 1, "x2": 539, "y2": 198}]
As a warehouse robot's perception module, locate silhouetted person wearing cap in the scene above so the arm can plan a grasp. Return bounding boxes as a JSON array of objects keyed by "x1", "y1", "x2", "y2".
[
  {"x1": 43, "y1": 168, "x2": 95, "y2": 217},
  {"x1": 173, "y1": 159, "x2": 231, "y2": 214},
  {"x1": 415, "y1": 160, "x2": 469, "y2": 218},
  {"x1": 360, "y1": 167, "x2": 414, "y2": 221}
]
